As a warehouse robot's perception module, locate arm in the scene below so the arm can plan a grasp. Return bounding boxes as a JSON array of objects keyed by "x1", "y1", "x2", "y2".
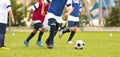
[
  {"x1": 28, "y1": 9, "x2": 33, "y2": 21},
  {"x1": 8, "y1": 10, "x2": 15, "y2": 24},
  {"x1": 64, "y1": 0, "x2": 73, "y2": 18},
  {"x1": 7, "y1": 0, "x2": 15, "y2": 24},
  {"x1": 28, "y1": 2, "x2": 39, "y2": 21},
  {"x1": 64, "y1": 7, "x2": 73, "y2": 18},
  {"x1": 41, "y1": 0, "x2": 45, "y2": 16}
]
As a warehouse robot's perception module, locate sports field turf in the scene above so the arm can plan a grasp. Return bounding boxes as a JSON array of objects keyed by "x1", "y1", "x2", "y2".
[{"x1": 0, "y1": 32, "x2": 120, "y2": 57}]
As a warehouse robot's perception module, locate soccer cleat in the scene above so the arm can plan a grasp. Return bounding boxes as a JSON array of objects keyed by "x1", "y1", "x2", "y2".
[
  {"x1": 67, "y1": 41, "x2": 73, "y2": 44},
  {"x1": 59, "y1": 30, "x2": 63, "y2": 38},
  {"x1": 24, "y1": 40, "x2": 29, "y2": 47},
  {"x1": 36, "y1": 41, "x2": 43, "y2": 47},
  {"x1": 0, "y1": 47, "x2": 10, "y2": 50},
  {"x1": 48, "y1": 41, "x2": 54, "y2": 49}
]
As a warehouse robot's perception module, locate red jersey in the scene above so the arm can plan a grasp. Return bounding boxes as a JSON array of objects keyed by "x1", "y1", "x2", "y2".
[{"x1": 32, "y1": 0, "x2": 50, "y2": 23}]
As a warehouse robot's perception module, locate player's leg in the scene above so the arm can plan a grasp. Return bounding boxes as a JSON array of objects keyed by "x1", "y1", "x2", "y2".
[
  {"x1": 0, "y1": 23, "x2": 10, "y2": 50},
  {"x1": 37, "y1": 24, "x2": 45, "y2": 47},
  {"x1": 59, "y1": 27, "x2": 70, "y2": 38},
  {"x1": 24, "y1": 23, "x2": 39, "y2": 47},
  {"x1": 46, "y1": 18, "x2": 56, "y2": 48},
  {"x1": 0, "y1": 34, "x2": 4, "y2": 47},
  {"x1": 59, "y1": 21, "x2": 70, "y2": 38},
  {"x1": 54, "y1": 22, "x2": 60, "y2": 37},
  {"x1": 67, "y1": 21, "x2": 79, "y2": 44},
  {"x1": 67, "y1": 27, "x2": 75, "y2": 44}
]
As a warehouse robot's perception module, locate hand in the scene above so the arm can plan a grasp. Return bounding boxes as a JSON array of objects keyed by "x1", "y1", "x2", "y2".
[
  {"x1": 27, "y1": 17, "x2": 31, "y2": 22},
  {"x1": 27, "y1": 19, "x2": 30, "y2": 22},
  {"x1": 41, "y1": 10, "x2": 45, "y2": 16},
  {"x1": 64, "y1": 12, "x2": 70, "y2": 18}
]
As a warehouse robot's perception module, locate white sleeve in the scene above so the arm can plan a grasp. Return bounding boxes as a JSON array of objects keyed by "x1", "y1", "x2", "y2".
[
  {"x1": 66, "y1": 0, "x2": 72, "y2": 9},
  {"x1": 6, "y1": 0, "x2": 12, "y2": 11},
  {"x1": 31, "y1": 2, "x2": 39, "y2": 11},
  {"x1": 44, "y1": 0, "x2": 52, "y2": 4},
  {"x1": 79, "y1": 2, "x2": 82, "y2": 12}
]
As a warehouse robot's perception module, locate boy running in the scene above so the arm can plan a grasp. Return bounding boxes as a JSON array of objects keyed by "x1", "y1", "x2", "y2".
[
  {"x1": 24, "y1": 0, "x2": 50, "y2": 47},
  {"x1": 44, "y1": 0, "x2": 73, "y2": 49},
  {"x1": 59, "y1": 0, "x2": 82, "y2": 44}
]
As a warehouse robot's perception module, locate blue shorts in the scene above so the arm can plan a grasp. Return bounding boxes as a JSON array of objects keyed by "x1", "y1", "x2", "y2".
[
  {"x1": 33, "y1": 22, "x2": 43, "y2": 30},
  {"x1": 0, "y1": 23, "x2": 6, "y2": 34},
  {"x1": 48, "y1": 18, "x2": 57, "y2": 26},
  {"x1": 67, "y1": 21, "x2": 80, "y2": 27}
]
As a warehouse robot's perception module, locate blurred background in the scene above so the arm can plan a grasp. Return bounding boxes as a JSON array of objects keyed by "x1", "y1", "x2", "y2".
[{"x1": 7, "y1": 0, "x2": 120, "y2": 32}]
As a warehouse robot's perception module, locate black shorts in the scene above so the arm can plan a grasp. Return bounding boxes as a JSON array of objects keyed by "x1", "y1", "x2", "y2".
[
  {"x1": 67, "y1": 21, "x2": 80, "y2": 27},
  {"x1": 33, "y1": 22, "x2": 43, "y2": 30},
  {"x1": 0, "y1": 23, "x2": 6, "y2": 34},
  {"x1": 48, "y1": 18, "x2": 57, "y2": 26}
]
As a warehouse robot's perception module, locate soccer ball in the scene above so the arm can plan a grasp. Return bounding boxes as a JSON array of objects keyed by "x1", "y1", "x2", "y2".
[
  {"x1": 74, "y1": 40, "x2": 84, "y2": 49},
  {"x1": 108, "y1": 33, "x2": 112, "y2": 36}
]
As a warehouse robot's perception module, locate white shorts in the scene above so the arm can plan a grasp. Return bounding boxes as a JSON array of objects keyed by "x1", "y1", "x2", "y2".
[{"x1": 43, "y1": 12, "x2": 62, "y2": 27}]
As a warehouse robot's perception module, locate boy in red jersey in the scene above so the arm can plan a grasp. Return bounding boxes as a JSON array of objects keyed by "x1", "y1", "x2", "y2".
[{"x1": 24, "y1": 0, "x2": 50, "y2": 47}]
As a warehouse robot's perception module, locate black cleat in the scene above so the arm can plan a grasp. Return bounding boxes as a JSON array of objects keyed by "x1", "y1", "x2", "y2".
[{"x1": 48, "y1": 41, "x2": 54, "y2": 49}]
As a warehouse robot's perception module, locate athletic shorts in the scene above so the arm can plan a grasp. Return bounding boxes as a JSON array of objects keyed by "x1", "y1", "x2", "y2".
[
  {"x1": 0, "y1": 23, "x2": 6, "y2": 34},
  {"x1": 48, "y1": 18, "x2": 57, "y2": 26},
  {"x1": 33, "y1": 22, "x2": 43, "y2": 30},
  {"x1": 67, "y1": 21, "x2": 80, "y2": 27}
]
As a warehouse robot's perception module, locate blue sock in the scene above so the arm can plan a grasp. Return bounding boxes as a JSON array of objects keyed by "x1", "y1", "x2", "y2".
[
  {"x1": 48, "y1": 25, "x2": 56, "y2": 43},
  {"x1": 0, "y1": 34, "x2": 4, "y2": 47},
  {"x1": 67, "y1": 31, "x2": 75, "y2": 41},
  {"x1": 38, "y1": 31, "x2": 44, "y2": 41},
  {"x1": 26, "y1": 32, "x2": 35, "y2": 42}
]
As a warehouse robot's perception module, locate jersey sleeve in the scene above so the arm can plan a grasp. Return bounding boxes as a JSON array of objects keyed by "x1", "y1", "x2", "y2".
[
  {"x1": 66, "y1": 0, "x2": 72, "y2": 9},
  {"x1": 31, "y1": 2, "x2": 39, "y2": 11},
  {"x1": 79, "y1": 2, "x2": 82, "y2": 12},
  {"x1": 6, "y1": 0, "x2": 12, "y2": 11},
  {"x1": 44, "y1": 0, "x2": 52, "y2": 4}
]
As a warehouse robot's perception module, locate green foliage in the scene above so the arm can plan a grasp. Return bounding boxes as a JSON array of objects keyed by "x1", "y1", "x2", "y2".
[
  {"x1": 79, "y1": 13, "x2": 89, "y2": 27},
  {"x1": 9, "y1": 0, "x2": 27, "y2": 26},
  {"x1": 104, "y1": 5, "x2": 120, "y2": 27}
]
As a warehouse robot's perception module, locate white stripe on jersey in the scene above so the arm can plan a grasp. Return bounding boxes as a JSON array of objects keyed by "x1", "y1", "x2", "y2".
[
  {"x1": 44, "y1": 0, "x2": 52, "y2": 4},
  {"x1": 31, "y1": 2, "x2": 39, "y2": 11},
  {"x1": 66, "y1": 0, "x2": 73, "y2": 9}
]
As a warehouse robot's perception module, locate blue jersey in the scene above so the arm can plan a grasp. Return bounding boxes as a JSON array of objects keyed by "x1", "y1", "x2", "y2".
[
  {"x1": 48, "y1": 0, "x2": 67, "y2": 16},
  {"x1": 70, "y1": 0, "x2": 81, "y2": 17}
]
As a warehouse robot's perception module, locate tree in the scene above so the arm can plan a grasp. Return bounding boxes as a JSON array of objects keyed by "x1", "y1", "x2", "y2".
[
  {"x1": 104, "y1": 5, "x2": 120, "y2": 27},
  {"x1": 9, "y1": 0, "x2": 27, "y2": 26}
]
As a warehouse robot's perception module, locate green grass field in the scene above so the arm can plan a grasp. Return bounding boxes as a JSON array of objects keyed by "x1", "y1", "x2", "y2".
[{"x1": 0, "y1": 31, "x2": 120, "y2": 57}]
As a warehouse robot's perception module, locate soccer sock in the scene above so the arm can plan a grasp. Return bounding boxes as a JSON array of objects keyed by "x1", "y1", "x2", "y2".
[
  {"x1": 26, "y1": 32, "x2": 35, "y2": 42},
  {"x1": 67, "y1": 31, "x2": 76, "y2": 41},
  {"x1": 49, "y1": 25, "x2": 56, "y2": 42},
  {"x1": 0, "y1": 34, "x2": 4, "y2": 47},
  {"x1": 62, "y1": 28, "x2": 70, "y2": 34},
  {"x1": 37, "y1": 31, "x2": 44, "y2": 41},
  {"x1": 54, "y1": 24, "x2": 59, "y2": 37}
]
